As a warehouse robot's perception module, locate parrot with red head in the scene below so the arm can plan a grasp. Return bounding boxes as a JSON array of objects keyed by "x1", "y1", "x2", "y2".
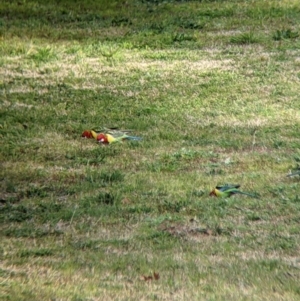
[
  {"x1": 81, "y1": 127, "x2": 142, "y2": 144},
  {"x1": 209, "y1": 184, "x2": 258, "y2": 198},
  {"x1": 81, "y1": 130, "x2": 98, "y2": 139},
  {"x1": 81, "y1": 127, "x2": 133, "y2": 139},
  {"x1": 97, "y1": 133, "x2": 142, "y2": 144}
]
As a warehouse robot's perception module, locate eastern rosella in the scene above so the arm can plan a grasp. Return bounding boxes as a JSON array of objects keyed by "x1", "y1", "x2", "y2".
[
  {"x1": 81, "y1": 128, "x2": 133, "y2": 139},
  {"x1": 81, "y1": 130, "x2": 98, "y2": 139},
  {"x1": 209, "y1": 184, "x2": 258, "y2": 198},
  {"x1": 97, "y1": 133, "x2": 142, "y2": 144}
]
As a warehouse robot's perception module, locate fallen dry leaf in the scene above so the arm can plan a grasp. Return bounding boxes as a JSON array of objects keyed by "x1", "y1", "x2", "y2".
[
  {"x1": 121, "y1": 198, "x2": 131, "y2": 205},
  {"x1": 153, "y1": 272, "x2": 160, "y2": 280},
  {"x1": 141, "y1": 272, "x2": 160, "y2": 282},
  {"x1": 142, "y1": 275, "x2": 153, "y2": 281}
]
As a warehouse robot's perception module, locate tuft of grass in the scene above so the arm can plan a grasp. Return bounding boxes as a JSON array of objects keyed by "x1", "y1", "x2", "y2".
[
  {"x1": 27, "y1": 46, "x2": 58, "y2": 65},
  {"x1": 230, "y1": 31, "x2": 260, "y2": 44},
  {"x1": 273, "y1": 28, "x2": 299, "y2": 41}
]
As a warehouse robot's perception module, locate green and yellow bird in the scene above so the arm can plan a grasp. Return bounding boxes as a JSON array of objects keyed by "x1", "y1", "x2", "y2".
[{"x1": 209, "y1": 184, "x2": 258, "y2": 198}]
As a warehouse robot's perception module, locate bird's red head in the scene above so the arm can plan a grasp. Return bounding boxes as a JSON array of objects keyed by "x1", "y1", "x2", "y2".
[
  {"x1": 97, "y1": 133, "x2": 109, "y2": 144},
  {"x1": 209, "y1": 189, "x2": 217, "y2": 197},
  {"x1": 82, "y1": 130, "x2": 92, "y2": 138}
]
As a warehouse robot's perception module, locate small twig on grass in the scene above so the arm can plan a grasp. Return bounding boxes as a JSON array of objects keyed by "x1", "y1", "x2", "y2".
[
  {"x1": 70, "y1": 205, "x2": 78, "y2": 226},
  {"x1": 251, "y1": 129, "x2": 257, "y2": 152}
]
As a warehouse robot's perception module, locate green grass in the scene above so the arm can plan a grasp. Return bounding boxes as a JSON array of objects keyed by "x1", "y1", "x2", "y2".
[{"x1": 1, "y1": 0, "x2": 300, "y2": 300}]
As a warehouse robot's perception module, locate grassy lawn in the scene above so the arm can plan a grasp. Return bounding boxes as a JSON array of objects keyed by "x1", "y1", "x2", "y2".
[{"x1": 1, "y1": 0, "x2": 300, "y2": 300}]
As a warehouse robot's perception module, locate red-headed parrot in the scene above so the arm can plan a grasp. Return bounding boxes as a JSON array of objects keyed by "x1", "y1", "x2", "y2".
[
  {"x1": 81, "y1": 127, "x2": 133, "y2": 139},
  {"x1": 81, "y1": 130, "x2": 98, "y2": 139},
  {"x1": 209, "y1": 184, "x2": 258, "y2": 198},
  {"x1": 97, "y1": 133, "x2": 142, "y2": 144}
]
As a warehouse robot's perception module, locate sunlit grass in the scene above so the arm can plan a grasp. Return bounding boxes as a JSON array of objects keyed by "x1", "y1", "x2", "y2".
[{"x1": 1, "y1": 0, "x2": 300, "y2": 300}]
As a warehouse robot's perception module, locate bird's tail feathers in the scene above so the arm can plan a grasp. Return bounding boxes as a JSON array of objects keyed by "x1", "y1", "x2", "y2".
[
  {"x1": 126, "y1": 136, "x2": 143, "y2": 141},
  {"x1": 287, "y1": 171, "x2": 300, "y2": 177},
  {"x1": 235, "y1": 191, "x2": 259, "y2": 198}
]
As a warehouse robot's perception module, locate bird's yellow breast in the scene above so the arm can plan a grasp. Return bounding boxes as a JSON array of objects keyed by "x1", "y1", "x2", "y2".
[
  {"x1": 91, "y1": 130, "x2": 98, "y2": 139},
  {"x1": 214, "y1": 189, "x2": 223, "y2": 197},
  {"x1": 106, "y1": 134, "x2": 116, "y2": 143}
]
